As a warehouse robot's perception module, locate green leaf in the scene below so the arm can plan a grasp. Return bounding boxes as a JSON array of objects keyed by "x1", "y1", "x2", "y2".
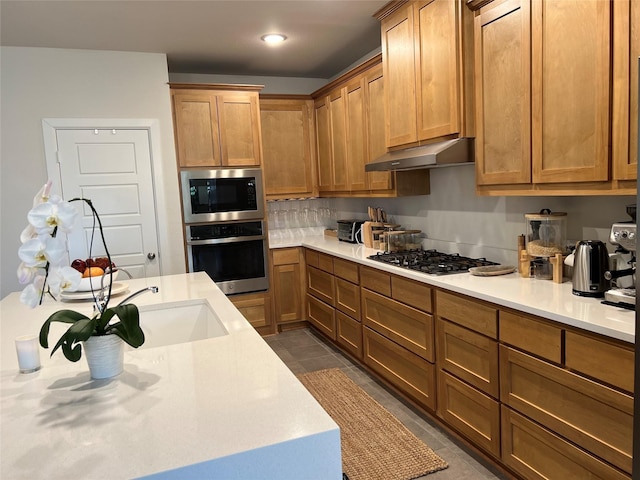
[
  {"x1": 107, "y1": 304, "x2": 144, "y2": 348},
  {"x1": 51, "y1": 317, "x2": 96, "y2": 361},
  {"x1": 96, "y1": 308, "x2": 116, "y2": 333},
  {"x1": 39, "y1": 310, "x2": 90, "y2": 349}
]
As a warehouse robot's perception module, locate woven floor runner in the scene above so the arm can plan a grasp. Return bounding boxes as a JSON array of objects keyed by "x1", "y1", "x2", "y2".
[{"x1": 297, "y1": 368, "x2": 448, "y2": 480}]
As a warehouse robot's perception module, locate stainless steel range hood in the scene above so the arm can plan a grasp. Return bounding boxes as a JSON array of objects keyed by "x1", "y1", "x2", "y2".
[{"x1": 365, "y1": 137, "x2": 474, "y2": 172}]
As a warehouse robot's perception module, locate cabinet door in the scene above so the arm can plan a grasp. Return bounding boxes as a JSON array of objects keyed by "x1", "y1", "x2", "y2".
[
  {"x1": 364, "y1": 64, "x2": 394, "y2": 191},
  {"x1": 231, "y1": 292, "x2": 273, "y2": 335},
  {"x1": 414, "y1": 0, "x2": 460, "y2": 140},
  {"x1": 217, "y1": 92, "x2": 262, "y2": 167},
  {"x1": 532, "y1": 0, "x2": 610, "y2": 183},
  {"x1": 381, "y1": 4, "x2": 418, "y2": 147},
  {"x1": 260, "y1": 98, "x2": 316, "y2": 198},
  {"x1": 172, "y1": 92, "x2": 221, "y2": 168},
  {"x1": 500, "y1": 345, "x2": 633, "y2": 474},
  {"x1": 345, "y1": 79, "x2": 367, "y2": 192},
  {"x1": 612, "y1": 0, "x2": 639, "y2": 180},
  {"x1": 474, "y1": 0, "x2": 531, "y2": 185},
  {"x1": 273, "y1": 263, "x2": 303, "y2": 323},
  {"x1": 502, "y1": 406, "x2": 630, "y2": 480},
  {"x1": 314, "y1": 97, "x2": 333, "y2": 192},
  {"x1": 328, "y1": 89, "x2": 349, "y2": 191},
  {"x1": 364, "y1": 327, "x2": 436, "y2": 411}
]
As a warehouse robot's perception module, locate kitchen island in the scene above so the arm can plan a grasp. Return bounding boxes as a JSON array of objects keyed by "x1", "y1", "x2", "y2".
[{"x1": 0, "y1": 272, "x2": 342, "y2": 479}]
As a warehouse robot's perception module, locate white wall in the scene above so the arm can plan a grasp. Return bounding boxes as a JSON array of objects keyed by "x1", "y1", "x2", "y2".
[
  {"x1": 0, "y1": 47, "x2": 185, "y2": 299},
  {"x1": 333, "y1": 166, "x2": 635, "y2": 265}
]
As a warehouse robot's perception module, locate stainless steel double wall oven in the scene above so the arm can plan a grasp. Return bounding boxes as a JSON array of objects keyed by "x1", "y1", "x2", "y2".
[{"x1": 181, "y1": 168, "x2": 268, "y2": 295}]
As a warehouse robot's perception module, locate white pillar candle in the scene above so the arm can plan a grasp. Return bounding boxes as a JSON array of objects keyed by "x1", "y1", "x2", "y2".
[{"x1": 15, "y1": 335, "x2": 41, "y2": 373}]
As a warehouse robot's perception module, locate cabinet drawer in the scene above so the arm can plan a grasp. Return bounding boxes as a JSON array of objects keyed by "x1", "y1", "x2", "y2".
[
  {"x1": 360, "y1": 266, "x2": 391, "y2": 297},
  {"x1": 337, "y1": 311, "x2": 362, "y2": 360},
  {"x1": 363, "y1": 327, "x2": 436, "y2": 411},
  {"x1": 565, "y1": 330, "x2": 634, "y2": 393},
  {"x1": 272, "y1": 247, "x2": 300, "y2": 266},
  {"x1": 500, "y1": 310, "x2": 562, "y2": 363},
  {"x1": 436, "y1": 291, "x2": 497, "y2": 338},
  {"x1": 391, "y1": 275, "x2": 433, "y2": 313},
  {"x1": 362, "y1": 288, "x2": 434, "y2": 362},
  {"x1": 318, "y1": 251, "x2": 334, "y2": 273},
  {"x1": 333, "y1": 257, "x2": 359, "y2": 283},
  {"x1": 307, "y1": 294, "x2": 336, "y2": 340},
  {"x1": 335, "y1": 277, "x2": 361, "y2": 321},
  {"x1": 305, "y1": 249, "x2": 332, "y2": 272},
  {"x1": 502, "y1": 406, "x2": 630, "y2": 480},
  {"x1": 437, "y1": 370, "x2": 500, "y2": 458},
  {"x1": 436, "y1": 319, "x2": 499, "y2": 398},
  {"x1": 307, "y1": 266, "x2": 335, "y2": 306},
  {"x1": 500, "y1": 345, "x2": 633, "y2": 474}
]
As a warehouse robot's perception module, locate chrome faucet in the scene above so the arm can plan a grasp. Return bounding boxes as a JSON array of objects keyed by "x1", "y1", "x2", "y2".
[{"x1": 116, "y1": 286, "x2": 159, "y2": 307}]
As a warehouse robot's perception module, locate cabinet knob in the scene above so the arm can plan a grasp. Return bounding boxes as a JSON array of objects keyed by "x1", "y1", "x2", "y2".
[{"x1": 147, "y1": 252, "x2": 156, "y2": 260}]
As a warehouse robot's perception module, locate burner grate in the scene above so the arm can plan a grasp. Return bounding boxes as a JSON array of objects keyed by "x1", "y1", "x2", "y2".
[{"x1": 368, "y1": 249, "x2": 498, "y2": 275}]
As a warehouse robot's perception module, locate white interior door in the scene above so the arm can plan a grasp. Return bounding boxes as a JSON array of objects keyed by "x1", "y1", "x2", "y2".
[{"x1": 54, "y1": 128, "x2": 160, "y2": 278}]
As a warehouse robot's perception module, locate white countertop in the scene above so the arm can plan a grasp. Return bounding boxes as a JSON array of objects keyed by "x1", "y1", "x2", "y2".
[
  {"x1": 0, "y1": 272, "x2": 341, "y2": 479},
  {"x1": 271, "y1": 235, "x2": 635, "y2": 344}
]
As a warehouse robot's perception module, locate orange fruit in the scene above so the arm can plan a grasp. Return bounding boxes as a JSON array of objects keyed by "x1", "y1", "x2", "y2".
[{"x1": 82, "y1": 266, "x2": 104, "y2": 278}]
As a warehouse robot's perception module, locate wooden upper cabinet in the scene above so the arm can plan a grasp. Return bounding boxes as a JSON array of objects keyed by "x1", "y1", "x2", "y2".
[
  {"x1": 172, "y1": 92, "x2": 221, "y2": 168},
  {"x1": 260, "y1": 97, "x2": 317, "y2": 199},
  {"x1": 381, "y1": 4, "x2": 418, "y2": 147},
  {"x1": 415, "y1": 0, "x2": 461, "y2": 139},
  {"x1": 613, "y1": 0, "x2": 639, "y2": 181},
  {"x1": 328, "y1": 89, "x2": 349, "y2": 191},
  {"x1": 364, "y1": 64, "x2": 394, "y2": 191},
  {"x1": 474, "y1": 0, "x2": 637, "y2": 194},
  {"x1": 378, "y1": 0, "x2": 470, "y2": 148},
  {"x1": 345, "y1": 78, "x2": 368, "y2": 192},
  {"x1": 532, "y1": 0, "x2": 610, "y2": 184},
  {"x1": 474, "y1": 0, "x2": 531, "y2": 186},
  {"x1": 170, "y1": 84, "x2": 263, "y2": 168},
  {"x1": 314, "y1": 97, "x2": 334, "y2": 192}
]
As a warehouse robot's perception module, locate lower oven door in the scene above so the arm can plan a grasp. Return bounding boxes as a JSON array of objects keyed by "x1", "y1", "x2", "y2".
[{"x1": 186, "y1": 234, "x2": 269, "y2": 296}]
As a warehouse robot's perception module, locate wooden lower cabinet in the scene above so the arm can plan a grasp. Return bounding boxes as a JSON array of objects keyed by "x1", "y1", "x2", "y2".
[
  {"x1": 437, "y1": 370, "x2": 501, "y2": 458},
  {"x1": 500, "y1": 345, "x2": 633, "y2": 474},
  {"x1": 436, "y1": 318, "x2": 499, "y2": 398},
  {"x1": 361, "y1": 288, "x2": 434, "y2": 362},
  {"x1": 307, "y1": 265, "x2": 335, "y2": 306},
  {"x1": 335, "y1": 277, "x2": 361, "y2": 320},
  {"x1": 336, "y1": 311, "x2": 362, "y2": 360},
  {"x1": 502, "y1": 407, "x2": 629, "y2": 480},
  {"x1": 230, "y1": 292, "x2": 273, "y2": 335},
  {"x1": 363, "y1": 327, "x2": 436, "y2": 411},
  {"x1": 271, "y1": 248, "x2": 305, "y2": 325},
  {"x1": 564, "y1": 330, "x2": 634, "y2": 393},
  {"x1": 307, "y1": 293, "x2": 336, "y2": 340}
]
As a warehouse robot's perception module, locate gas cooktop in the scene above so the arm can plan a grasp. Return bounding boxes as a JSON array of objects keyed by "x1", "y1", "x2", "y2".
[{"x1": 368, "y1": 249, "x2": 498, "y2": 275}]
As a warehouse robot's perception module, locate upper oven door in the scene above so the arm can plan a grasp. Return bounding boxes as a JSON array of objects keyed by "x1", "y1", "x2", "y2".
[{"x1": 181, "y1": 168, "x2": 265, "y2": 223}]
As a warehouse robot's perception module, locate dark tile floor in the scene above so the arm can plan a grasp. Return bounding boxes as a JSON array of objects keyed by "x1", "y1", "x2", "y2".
[{"x1": 264, "y1": 327, "x2": 512, "y2": 480}]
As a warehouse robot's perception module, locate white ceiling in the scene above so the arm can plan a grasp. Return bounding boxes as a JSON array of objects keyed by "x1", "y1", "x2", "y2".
[{"x1": 0, "y1": 0, "x2": 388, "y2": 79}]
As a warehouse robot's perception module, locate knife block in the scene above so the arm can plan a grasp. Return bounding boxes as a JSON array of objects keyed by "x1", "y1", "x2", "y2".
[{"x1": 362, "y1": 222, "x2": 384, "y2": 248}]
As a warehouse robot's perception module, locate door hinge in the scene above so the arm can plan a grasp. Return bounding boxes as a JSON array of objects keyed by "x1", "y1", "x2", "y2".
[{"x1": 55, "y1": 151, "x2": 61, "y2": 164}]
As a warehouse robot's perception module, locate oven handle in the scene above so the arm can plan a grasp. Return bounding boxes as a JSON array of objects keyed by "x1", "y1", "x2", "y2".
[{"x1": 186, "y1": 235, "x2": 266, "y2": 246}]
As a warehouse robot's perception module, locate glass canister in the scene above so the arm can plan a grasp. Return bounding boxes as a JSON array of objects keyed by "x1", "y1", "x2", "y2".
[{"x1": 525, "y1": 209, "x2": 567, "y2": 257}]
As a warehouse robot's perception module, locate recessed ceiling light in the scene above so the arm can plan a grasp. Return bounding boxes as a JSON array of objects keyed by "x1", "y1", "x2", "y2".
[{"x1": 261, "y1": 33, "x2": 287, "y2": 45}]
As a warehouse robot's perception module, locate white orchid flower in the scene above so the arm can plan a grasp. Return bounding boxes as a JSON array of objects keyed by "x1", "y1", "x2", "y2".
[
  {"x1": 48, "y1": 266, "x2": 82, "y2": 296},
  {"x1": 32, "y1": 180, "x2": 53, "y2": 207},
  {"x1": 16, "y1": 262, "x2": 42, "y2": 285},
  {"x1": 19, "y1": 275, "x2": 46, "y2": 308},
  {"x1": 18, "y1": 236, "x2": 66, "y2": 268},
  {"x1": 27, "y1": 195, "x2": 78, "y2": 235}
]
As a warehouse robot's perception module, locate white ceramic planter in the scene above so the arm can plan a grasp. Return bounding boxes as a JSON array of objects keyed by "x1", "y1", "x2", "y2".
[{"x1": 83, "y1": 334, "x2": 124, "y2": 379}]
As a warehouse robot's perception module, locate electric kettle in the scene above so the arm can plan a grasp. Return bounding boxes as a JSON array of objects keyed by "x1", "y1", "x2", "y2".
[{"x1": 572, "y1": 240, "x2": 610, "y2": 297}]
